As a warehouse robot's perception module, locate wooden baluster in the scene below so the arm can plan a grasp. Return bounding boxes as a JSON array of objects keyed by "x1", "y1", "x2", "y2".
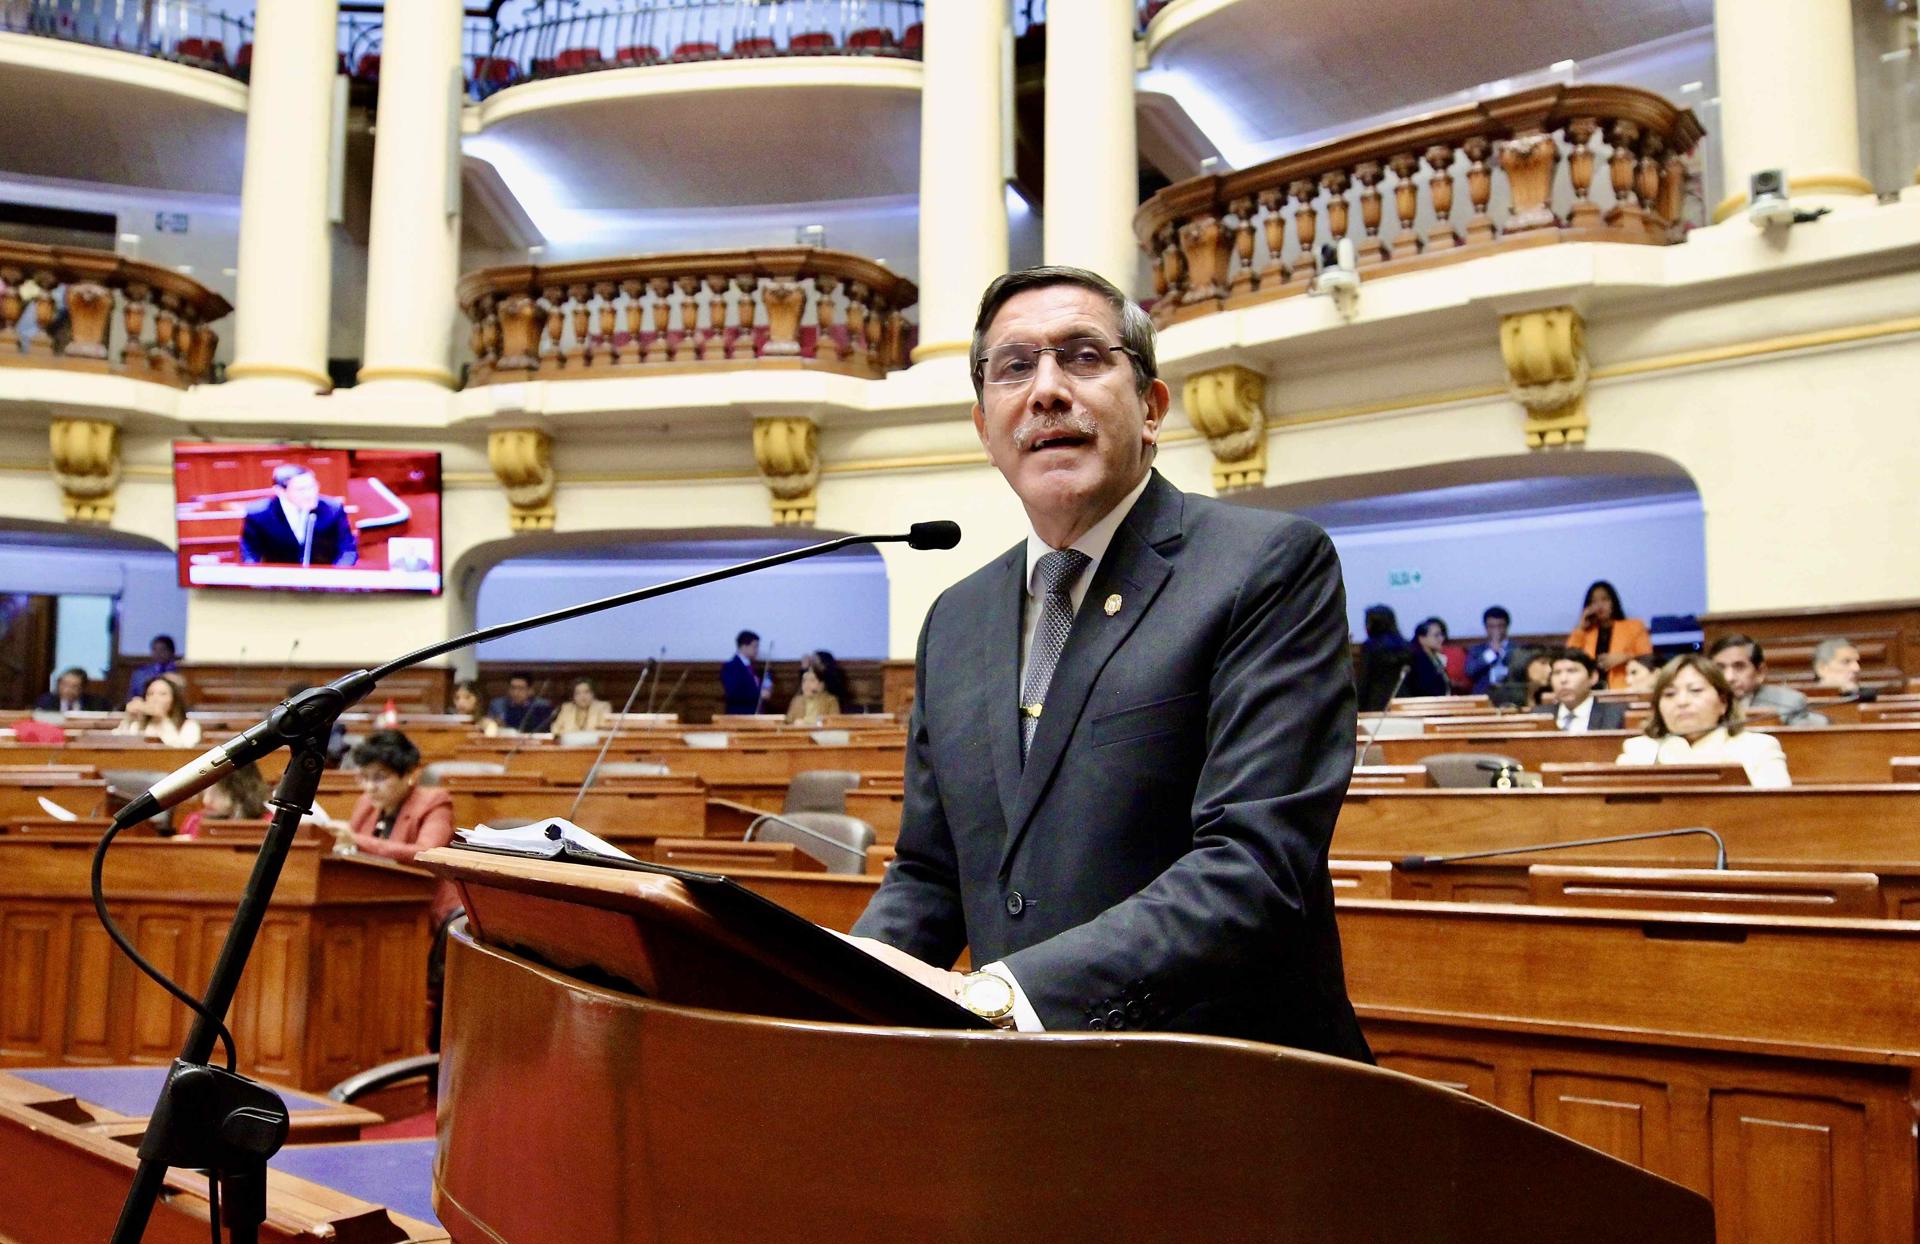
[
  {"x1": 814, "y1": 276, "x2": 841, "y2": 364},
  {"x1": 618, "y1": 280, "x2": 643, "y2": 365},
  {"x1": 1351, "y1": 162, "x2": 1387, "y2": 265},
  {"x1": 1636, "y1": 134, "x2": 1667, "y2": 242},
  {"x1": 1461, "y1": 137, "x2": 1496, "y2": 244},
  {"x1": 119, "y1": 281, "x2": 150, "y2": 371},
  {"x1": 762, "y1": 278, "x2": 804, "y2": 356},
  {"x1": 1154, "y1": 224, "x2": 1185, "y2": 323},
  {"x1": 1177, "y1": 211, "x2": 1230, "y2": 303},
  {"x1": 540, "y1": 285, "x2": 566, "y2": 371},
  {"x1": 844, "y1": 282, "x2": 871, "y2": 359},
  {"x1": 646, "y1": 277, "x2": 672, "y2": 363},
  {"x1": 1387, "y1": 153, "x2": 1422, "y2": 260},
  {"x1": 151, "y1": 292, "x2": 180, "y2": 380},
  {"x1": 173, "y1": 307, "x2": 197, "y2": 377},
  {"x1": 1604, "y1": 120, "x2": 1644, "y2": 235},
  {"x1": 884, "y1": 309, "x2": 906, "y2": 370},
  {"x1": 1319, "y1": 169, "x2": 1350, "y2": 260},
  {"x1": 1288, "y1": 179, "x2": 1317, "y2": 283},
  {"x1": 0, "y1": 267, "x2": 23, "y2": 352},
  {"x1": 864, "y1": 296, "x2": 888, "y2": 371},
  {"x1": 1659, "y1": 147, "x2": 1688, "y2": 241},
  {"x1": 565, "y1": 284, "x2": 590, "y2": 369},
  {"x1": 466, "y1": 297, "x2": 489, "y2": 374},
  {"x1": 1423, "y1": 144, "x2": 1460, "y2": 252},
  {"x1": 482, "y1": 299, "x2": 502, "y2": 369},
  {"x1": 672, "y1": 276, "x2": 699, "y2": 362},
  {"x1": 1497, "y1": 128, "x2": 1560, "y2": 233},
  {"x1": 27, "y1": 269, "x2": 58, "y2": 356},
  {"x1": 1564, "y1": 117, "x2": 1601, "y2": 229},
  {"x1": 730, "y1": 274, "x2": 758, "y2": 361},
  {"x1": 591, "y1": 282, "x2": 617, "y2": 367},
  {"x1": 188, "y1": 324, "x2": 217, "y2": 380},
  {"x1": 702, "y1": 275, "x2": 729, "y2": 362},
  {"x1": 1228, "y1": 196, "x2": 1257, "y2": 295},
  {"x1": 64, "y1": 281, "x2": 113, "y2": 360},
  {"x1": 1150, "y1": 230, "x2": 1170, "y2": 305},
  {"x1": 496, "y1": 293, "x2": 544, "y2": 371},
  {"x1": 1256, "y1": 187, "x2": 1289, "y2": 287}
]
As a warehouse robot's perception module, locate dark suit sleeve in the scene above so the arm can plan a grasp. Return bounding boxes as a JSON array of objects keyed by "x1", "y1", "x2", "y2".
[
  {"x1": 1001, "y1": 521, "x2": 1356, "y2": 1027},
  {"x1": 849, "y1": 599, "x2": 968, "y2": 967},
  {"x1": 328, "y1": 503, "x2": 358, "y2": 566},
  {"x1": 239, "y1": 509, "x2": 267, "y2": 564}
]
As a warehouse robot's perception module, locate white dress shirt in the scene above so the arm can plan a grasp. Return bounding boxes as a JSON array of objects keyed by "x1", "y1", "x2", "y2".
[
  {"x1": 1555, "y1": 695, "x2": 1597, "y2": 732},
  {"x1": 1617, "y1": 727, "x2": 1791, "y2": 787},
  {"x1": 989, "y1": 469, "x2": 1154, "y2": 1032}
]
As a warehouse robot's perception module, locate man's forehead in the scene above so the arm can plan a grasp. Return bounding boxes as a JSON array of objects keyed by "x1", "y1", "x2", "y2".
[{"x1": 985, "y1": 285, "x2": 1121, "y2": 343}]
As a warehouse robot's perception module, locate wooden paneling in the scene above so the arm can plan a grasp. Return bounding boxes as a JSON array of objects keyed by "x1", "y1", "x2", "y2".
[
  {"x1": 1530, "y1": 1071, "x2": 1674, "y2": 1172},
  {"x1": 1702, "y1": 598, "x2": 1920, "y2": 689},
  {"x1": 1709, "y1": 1092, "x2": 1870, "y2": 1244},
  {"x1": 469, "y1": 659, "x2": 892, "y2": 724},
  {"x1": 1370, "y1": 724, "x2": 1920, "y2": 784}
]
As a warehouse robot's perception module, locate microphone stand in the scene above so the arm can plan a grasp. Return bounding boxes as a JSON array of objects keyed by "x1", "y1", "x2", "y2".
[
  {"x1": 567, "y1": 662, "x2": 653, "y2": 823},
  {"x1": 1399, "y1": 826, "x2": 1729, "y2": 871},
  {"x1": 99, "y1": 522, "x2": 958, "y2": 1244},
  {"x1": 1356, "y1": 662, "x2": 1411, "y2": 768}
]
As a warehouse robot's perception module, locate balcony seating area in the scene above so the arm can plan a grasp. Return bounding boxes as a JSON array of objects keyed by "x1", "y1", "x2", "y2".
[{"x1": 0, "y1": 0, "x2": 254, "y2": 80}]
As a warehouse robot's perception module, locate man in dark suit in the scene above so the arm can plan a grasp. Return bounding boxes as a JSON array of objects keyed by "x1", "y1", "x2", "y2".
[
  {"x1": 720, "y1": 629, "x2": 770, "y2": 715},
  {"x1": 240, "y1": 464, "x2": 358, "y2": 566},
  {"x1": 34, "y1": 667, "x2": 108, "y2": 713},
  {"x1": 1535, "y1": 647, "x2": 1626, "y2": 731},
  {"x1": 849, "y1": 266, "x2": 1370, "y2": 1061}
]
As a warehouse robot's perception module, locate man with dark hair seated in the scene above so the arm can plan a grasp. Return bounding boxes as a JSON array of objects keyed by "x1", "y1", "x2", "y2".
[
  {"x1": 1536, "y1": 647, "x2": 1626, "y2": 731},
  {"x1": 1710, "y1": 634, "x2": 1827, "y2": 727},
  {"x1": 34, "y1": 667, "x2": 108, "y2": 713},
  {"x1": 486, "y1": 671, "x2": 553, "y2": 733}
]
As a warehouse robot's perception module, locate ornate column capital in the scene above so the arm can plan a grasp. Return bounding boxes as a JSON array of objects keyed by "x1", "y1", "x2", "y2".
[
  {"x1": 752, "y1": 416, "x2": 819, "y2": 527},
  {"x1": 49, "y1": 417, "x2": 121, "y2": 524},
  {"x1": 1500, "y1": 307, "x2": 1589, "y2": 450},
  {"x1": 1182, "y1": 364, "x2": 1267, "y2": 493},
  {"x1": 487, "y1": 427, "x2": 556, "y2": 531}
]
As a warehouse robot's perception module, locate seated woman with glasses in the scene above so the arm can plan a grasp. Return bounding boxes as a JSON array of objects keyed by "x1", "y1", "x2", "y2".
[
  {"x1": 1616, "y1": 654, "x2": 1790, "y2": 787},
  {"x1": 332, "y1": 730, "x2": 456, "y2": 864}
]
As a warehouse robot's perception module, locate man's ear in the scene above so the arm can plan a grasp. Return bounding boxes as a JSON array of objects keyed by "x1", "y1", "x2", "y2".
[
  {"x1": 971, "y1": 402, "x2": 989, "y2": 449},
  {"x1": 1141, "y1": 378, "x2": 1172, "y2": 444}
]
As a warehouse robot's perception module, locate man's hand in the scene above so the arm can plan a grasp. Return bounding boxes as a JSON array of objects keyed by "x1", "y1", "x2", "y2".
[{"x1": 835, "y1": 932, "x2": 967, "y2": 1000}]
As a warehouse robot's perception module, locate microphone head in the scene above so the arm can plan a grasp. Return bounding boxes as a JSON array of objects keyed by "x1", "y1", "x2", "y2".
[
  {"x1": 907, "y1": 520, "x2": 962, "y2": 551},
  {"x1": 1397, "y1": 855, "x2": 1430, "y2": 869}
]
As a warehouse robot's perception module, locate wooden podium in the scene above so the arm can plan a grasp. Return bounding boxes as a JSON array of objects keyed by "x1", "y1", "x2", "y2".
[{"x1": 424, "y1": 848, "x2": 1713, "y2": 1243}]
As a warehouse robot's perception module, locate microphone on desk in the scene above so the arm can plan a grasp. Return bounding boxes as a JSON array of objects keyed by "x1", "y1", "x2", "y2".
[
  {"x1": 1398, "y1": 826, "x2": 1729, "y2": 872},
  {"x1": 1356, "y1": 663, "x2": 1411, "y2": 767},
  {"x1": 567, "y1": 661, "x2": 654, "y2": 822},
  {"x1": 644, "y1": 644, "x2": 667, "y2": 715},
  {"x1": 745, "y1": 809, "x2": 867, "y2": 872},
  {"x1": 278, "y1": 637, "x2": 301, "y2": 687}
]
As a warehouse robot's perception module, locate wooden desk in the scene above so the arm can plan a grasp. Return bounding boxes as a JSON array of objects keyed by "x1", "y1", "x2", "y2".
[
  {"x1": 0, "y1": 1064, "x2": 379, "y2": 1144},
  {"x1": 445, "y1": 776, "x2": 707, "y2": 842},
  {"x1": 1370, "y1": 723, "x2": 1920, "y2": 783},
  {"x1": 0, "y1": 839, "x2": 435, "y2": 1089},
  {"x1": 456, "y1": 740, "x2": 906, "y2": 787}
]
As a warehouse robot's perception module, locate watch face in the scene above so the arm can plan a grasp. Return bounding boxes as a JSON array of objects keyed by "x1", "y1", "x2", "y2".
[{"x1": 961, "y1": 972, "x2": 1014, "y2": 1018}]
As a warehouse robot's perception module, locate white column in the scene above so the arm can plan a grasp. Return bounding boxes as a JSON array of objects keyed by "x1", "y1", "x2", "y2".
[
  {"x1": 225, "y1": 0, "x2": 339, "y2": 390},
  {"x1": 358, "y1": 0, "x2": 465, "y2": 389},
  {"x1": 1043, "y1": 0, "x2": 1137, "y2": 287},
  {"x1": 911, "y1": 0, "x2": 1010, "y2": 364},
  {"x1": 1711, "y1": 0, "x2": 1873, "y2": 222}
]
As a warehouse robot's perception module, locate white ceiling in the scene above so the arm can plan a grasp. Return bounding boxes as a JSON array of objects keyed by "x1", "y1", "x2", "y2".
[{"x1": 1148, "y1": 0, "x2": 1715, "y2": 161}]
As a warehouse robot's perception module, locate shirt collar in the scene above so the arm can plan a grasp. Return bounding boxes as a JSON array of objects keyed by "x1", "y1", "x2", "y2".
[
  {"x1": 281, "y1": 497, "x2": 312, "y2": 534},
  {"x1": 1023, "y1": 471, "x2": 1152, "y2": 598}
]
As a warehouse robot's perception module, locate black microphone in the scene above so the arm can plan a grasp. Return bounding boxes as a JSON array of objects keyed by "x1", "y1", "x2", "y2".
[
  {"x1": 1399, "y1": 826, "x2": 1728, "y2": 871},
  {"x1": 1356, "y1": 662, "x2": 1410, "y2": 767},
  {"x1": 103, "y1": 523, "x2": 963, "y2": 827}
]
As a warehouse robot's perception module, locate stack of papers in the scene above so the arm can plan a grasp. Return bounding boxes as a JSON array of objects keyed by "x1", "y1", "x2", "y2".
[{"x1": 454, "y1": 818, "x2": 636, "y2": 863}]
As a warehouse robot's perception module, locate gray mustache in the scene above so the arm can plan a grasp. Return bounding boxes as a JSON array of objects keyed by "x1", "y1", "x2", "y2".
[{"x1": 1012, "y1": 414, "x2": 1098, "y2": 451}]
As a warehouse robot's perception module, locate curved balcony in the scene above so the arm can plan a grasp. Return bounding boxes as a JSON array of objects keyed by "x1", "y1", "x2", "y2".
[
  {"x1": 459, "y1": 247, "x2": 917, "y2": 386},
  {"x1": 1136, "y1": 83, "x2": 1705, "y2": 326},
  {"x1": 468, "y1": 0, "x2": 927, "y2": 100},
  {"x1": 0, "y1": 242, "x2": 229, "y2": 387},
  {"x1": 0, "y1": 0, "x2": 252, "y2": 76}
]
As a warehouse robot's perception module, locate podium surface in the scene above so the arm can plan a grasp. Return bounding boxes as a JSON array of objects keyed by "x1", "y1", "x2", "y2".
[{"x1": 427, "y1": 849, "x2": 1712, "y2": 1243}]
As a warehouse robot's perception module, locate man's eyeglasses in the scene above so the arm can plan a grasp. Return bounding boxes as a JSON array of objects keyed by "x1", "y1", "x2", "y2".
[{"x1": 978, "y1": 338, "x2": 1138, "y2": 387}]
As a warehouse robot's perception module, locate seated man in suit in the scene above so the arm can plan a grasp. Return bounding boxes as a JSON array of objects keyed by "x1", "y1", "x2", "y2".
[
  {"x1": 1710, "y1": 634, "x2": 1828, "y2": 727},
  {"x1": 1811, "y1": 637, "x2": 1863, "y2": 694},
  {"x1": 486, "y1": 672, "x2": 554, "y2": 733},
  {"x1": 1463, "y1": 606, "x2": 1513, "y2": 694},
  {"x1": 33, "y1": 666, "x2": 108, "y2": 714},
  {"x1": 240, "y1": 464, "x2": 358, "y2": 566},
  {"x1": 1537, "y1": 647, "x2": 1626, "y2": 731},
  {"x1": 847, "y1": 265, "x2": 1370, "y2": 1061}
]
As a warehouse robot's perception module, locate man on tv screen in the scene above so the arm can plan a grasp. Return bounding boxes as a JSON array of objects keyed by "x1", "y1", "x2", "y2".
[{"x1": 240, "y1": 464, "x2": 358, "y2": 567}]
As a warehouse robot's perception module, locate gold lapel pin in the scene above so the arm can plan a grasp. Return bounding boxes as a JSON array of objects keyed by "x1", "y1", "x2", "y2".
[{"x1": 1104, "y1": 594, "x2": 1123, "y2": 616}]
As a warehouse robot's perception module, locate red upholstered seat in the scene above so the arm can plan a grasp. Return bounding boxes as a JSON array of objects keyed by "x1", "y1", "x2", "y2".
[
  {"x1": 614, "y1": 44, "x2": 661, "y2": 64},
  {"x1": 847, "y1": 27, "x2": 895, "y2": 50},
  {"x1": 733, "y1": 36, "x2": 777, "y2": 57},
  {"x1": 354, "y1": 52, "x2": 381, "y2": 79},
  {"x1": 788, "y1": 30, "x2": 835, "y2": 52},
  {"x1": 473, "y1": 55, "x2": 516, "y2": 84},
  {"x1": 671, "y1": 41, "x2": 721, "y2": 60},
  {"x1": 1145, "y1": 0, "x2": 1171, "y2": 18},
  {"x1": 234, "y1": 42, "x2": 253, "y2": 68},
  {"x1": 530, "y1": 56, "x2": 555, "y2": 75},
  {"x1": 178, "y1": 37, "x2": 226, "y2": 64},
  {"x1": 553, "y1": 46, "x2": 602, "y2": 72},
  {"x1": 901, "y1": 23, "x2": 924, "y2": 53}
]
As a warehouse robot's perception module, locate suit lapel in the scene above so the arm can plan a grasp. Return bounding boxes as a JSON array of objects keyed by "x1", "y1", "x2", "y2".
[
  {"x1": 999, "y1": 474, "x2": 1183, "y2": 874},
  {"x1": 983, "y1": 545, "x2": 1026, "y2": 835}
]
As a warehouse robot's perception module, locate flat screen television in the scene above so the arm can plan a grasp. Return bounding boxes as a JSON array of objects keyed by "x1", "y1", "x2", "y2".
[{"x1": 173, "y1": 442, "x2": 443, "y2": 593}]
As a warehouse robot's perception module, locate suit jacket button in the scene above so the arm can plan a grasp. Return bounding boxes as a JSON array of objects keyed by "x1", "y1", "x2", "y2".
[
  {"x1": 1005, "y1": 891, "x2": 1025, "y2": 917},
  {"x1": 1105, "y1": 1009, "x2": 1128, "y2": 1030}
]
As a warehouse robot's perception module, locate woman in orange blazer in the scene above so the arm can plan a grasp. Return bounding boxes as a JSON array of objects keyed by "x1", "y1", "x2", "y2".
[
  {"x1": 1565, "y1": 579, "x2": 1653, "y2": 690},
  {"x1": 339, "y1": 729, "x2": 459, "y2": 923}
]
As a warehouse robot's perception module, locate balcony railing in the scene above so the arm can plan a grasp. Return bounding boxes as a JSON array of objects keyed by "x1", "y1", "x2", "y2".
[
  {"x1": 0, "y1": 0, "x2": 254, "y2": 77},
  {"x1": 1135, "y1": 84, "x2": 1705, "y2": 326},
  {"x1": 458, "y1": 247, "x2": 918, "y2": 386},
  {"x1": 0, "y1": 242, "x2": 230, "y2": 387},
  {"x1": 1013, "y1": 1, "x2": 1168, "y2": 36},
  {"x1": 469, "y1": 0, "x2": 926, "y2": 100}
]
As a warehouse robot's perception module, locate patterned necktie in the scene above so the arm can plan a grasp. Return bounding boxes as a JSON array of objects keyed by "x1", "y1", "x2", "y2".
[{"x1": 1020, "y1": 548, "x2": 1091, "y2": 760}]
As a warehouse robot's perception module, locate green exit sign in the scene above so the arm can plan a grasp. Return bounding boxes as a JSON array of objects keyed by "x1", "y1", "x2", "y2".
[{"x1": 1388, "y1": 570, "x2": 1423, "y2": 589}]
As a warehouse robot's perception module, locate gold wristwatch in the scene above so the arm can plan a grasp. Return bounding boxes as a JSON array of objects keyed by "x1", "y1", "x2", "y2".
[{"x1": 957, "y1": 970, "x2": 1018, "y2": 1028}]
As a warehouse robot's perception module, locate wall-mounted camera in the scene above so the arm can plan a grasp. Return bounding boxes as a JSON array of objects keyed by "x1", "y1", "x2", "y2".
[
  {"x1": 1747, "y1": 168, "x2": 1832, "y2": 229},
  {"x1": 1310, "y1": 238, "x2": 1360, "y2": 319}
]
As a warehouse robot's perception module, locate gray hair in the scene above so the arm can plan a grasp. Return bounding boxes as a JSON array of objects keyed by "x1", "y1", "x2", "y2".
[
  {"x1": 1812, "y1": 637, "x2": 1857, "y2": 667},
  {"x1": 969, "y1": 265, "x2": 1158, "y2": 402}
]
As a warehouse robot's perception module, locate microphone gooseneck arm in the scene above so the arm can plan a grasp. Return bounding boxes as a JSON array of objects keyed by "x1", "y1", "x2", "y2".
[
  {"x1": 1356, "y1": 661, "x2": 1411, "y2": 767},
  {"x1": 1399, "y1": 826, "x2": 1729, "y2": 871},
  {"x1": 567, "y1": 663, "x2": 653, "y2": 822}
]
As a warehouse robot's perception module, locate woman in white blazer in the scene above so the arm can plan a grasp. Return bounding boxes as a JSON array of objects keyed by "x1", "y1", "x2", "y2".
[{"x1": 1617, "y1": 654, "x2": 1790, "y2": 787}]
